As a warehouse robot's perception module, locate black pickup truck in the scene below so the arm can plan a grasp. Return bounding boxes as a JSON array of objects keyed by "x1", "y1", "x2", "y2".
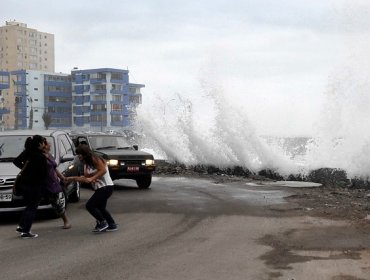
[{"x1": 69, "y1": 132, "x2": 156, "y2": 188}]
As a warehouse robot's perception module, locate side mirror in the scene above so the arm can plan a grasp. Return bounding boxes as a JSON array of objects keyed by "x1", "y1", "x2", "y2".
[
  {"x1": 61, "y1": 153, "x2": 75, "y2": 163},
  {"x1": 133, "y1": 145, "x2": 138, "y2": 151}
]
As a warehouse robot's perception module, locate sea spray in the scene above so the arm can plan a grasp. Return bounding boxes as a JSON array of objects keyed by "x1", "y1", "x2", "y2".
[
  {"x1": 306, "y1": 59, "x2": 370, "y2": 179},
  {"x1": 134, "y1": 75, "x2": 298, "y2": 176}
]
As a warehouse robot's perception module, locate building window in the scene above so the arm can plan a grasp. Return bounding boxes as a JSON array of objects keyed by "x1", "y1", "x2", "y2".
[
  {"x1": 111, "y1": 73, "x2": 123, "y2": 80},
  {"x1": 112, "y1": 84, "x2": 122, "y2": 91},
  {"x1": 112, "y1": 95, "x2": 122, "y2": 102},
  {"x1": 91, "y1": 104, "x2": 107, "y2": 111},
  {"x1": 91, "y1": 95, "x2": 106, "y2": 102},
  {"x1": 0, "y1": 75, "x2": 9, "y2": 83},
  {"x1": 112, "y1": 115, "x2": 123, "y2": 122},
  {"x1": 94, "y1": 84, "x2": 106, "y2": 91},
  {"x1": 90, "y1": 73, "x2": 106, "y2": 80},
  {"x1": 111, "y1": 104, "x2": 123, "y2": 111}
]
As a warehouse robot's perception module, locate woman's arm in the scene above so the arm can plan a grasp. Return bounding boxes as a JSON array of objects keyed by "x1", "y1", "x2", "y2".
[
  {"x1": 65, "y1": 157, "x2": 106, "y2": 184},
  {"x1": 13, "y1": 151, "x2": 27, "y2": 169},
  {"x1": 55, "y1": 169, "x2": 66, "y2": 181}
]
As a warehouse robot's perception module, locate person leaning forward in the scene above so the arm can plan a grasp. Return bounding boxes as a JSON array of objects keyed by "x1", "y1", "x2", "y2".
[{"x1": 65, "y1": 145, "x2": 117, "y2": 233}]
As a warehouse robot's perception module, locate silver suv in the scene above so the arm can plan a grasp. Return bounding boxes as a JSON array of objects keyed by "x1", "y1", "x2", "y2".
[{"x1": 0, "y1": 130, "x2": 80, "y2": 212}]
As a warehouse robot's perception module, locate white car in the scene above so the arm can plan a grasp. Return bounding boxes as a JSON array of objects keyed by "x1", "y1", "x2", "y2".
[{"x1": 0, "y1": 130, "x2": 80, "y2": 212}]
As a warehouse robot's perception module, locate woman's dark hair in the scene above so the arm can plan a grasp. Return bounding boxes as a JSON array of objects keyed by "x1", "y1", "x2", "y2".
[
  {"x1": 32, "y1": 135, "x2": 46, "y2": 146},
  {"x1": 24, "y1": 137, "x2": 33, "y2": 150},
  {"x1": 24, "y1": 135, "x2": 46, "y2": 151},
  {"x1": 75, "y1": 144, "x2": 95, "y2": 167}
]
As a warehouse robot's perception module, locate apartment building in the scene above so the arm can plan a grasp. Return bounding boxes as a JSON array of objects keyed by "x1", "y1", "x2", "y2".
[
  {"x1": 0, "y1": 68, "x2": 143, "y2": 130},
  {"x1": 0, "y1": 70, "x2": 71, "y2": 130},
  {"x1": 0, "y1": 20, "x2": 55, "y2": 72},
  {"x1": 0, "y1": 21, "x2": 55, "y2": 128},
  {"x1": 0, "y1": 71, "x2": 10, "y2": 130},
  {"x1": 0, "y1": 21, "x2": 144, "y2": 131},
  {"x1": 71, "y1": 68, "x2": 144, "y2": 131}
]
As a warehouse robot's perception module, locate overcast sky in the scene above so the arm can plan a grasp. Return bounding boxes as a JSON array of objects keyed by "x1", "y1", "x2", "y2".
[{"x1": 2, "y1": 0, "x2": 370, "y2": 136}]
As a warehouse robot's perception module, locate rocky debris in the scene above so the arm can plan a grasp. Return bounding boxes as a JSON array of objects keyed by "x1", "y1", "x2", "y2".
[
  {"x1": 307, "y1": 168, "x2": 349, "y2": 188},
  {"x1": 154, "y1": 160, "x2": 273, "y2": 182}
]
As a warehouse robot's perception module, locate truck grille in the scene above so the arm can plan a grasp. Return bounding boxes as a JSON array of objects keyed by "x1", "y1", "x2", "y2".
[
  {"x1": 0, "y1": 177, "x2": 16, "y2": 189},
  {"x1": 123, "y1": 160, "x2": 144, "y2": 165}
]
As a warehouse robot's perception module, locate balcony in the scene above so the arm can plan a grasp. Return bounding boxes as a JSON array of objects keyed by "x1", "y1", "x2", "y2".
[{"x1": 0, "y1": 107, "x2": 10, "y2": 115}]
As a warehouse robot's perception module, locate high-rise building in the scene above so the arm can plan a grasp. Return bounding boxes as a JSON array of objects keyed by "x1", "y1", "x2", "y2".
[
  {"x1": 0, "y1": 20, "x2": 55, "y2": 72},
  {"x1": 0, "y1": 21, "x2": 145, "y2": 131},
  {"x1": 1, "y1": 70, "x2": 71, "y2": 130},
  {"x1": 0, "y1": 71, "x2": 10, "y2": 130},
  {"x1": 71, "y1": 68, "x2": 143, "y2": 131}
]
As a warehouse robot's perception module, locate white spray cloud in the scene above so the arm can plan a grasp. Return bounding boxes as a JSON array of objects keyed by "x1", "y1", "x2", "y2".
[{"x1": 134, "y1": 66, "x2": 298, "y2": 175}]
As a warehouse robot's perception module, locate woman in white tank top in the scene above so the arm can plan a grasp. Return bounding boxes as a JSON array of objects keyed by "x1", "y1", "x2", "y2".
[{"x1": 66, "y1": 145, "x2": 117, "y2": 233}]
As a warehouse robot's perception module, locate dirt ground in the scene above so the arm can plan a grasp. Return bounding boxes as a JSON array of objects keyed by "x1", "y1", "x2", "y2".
[
  {"x1": 155, "y1": 164, "x2": 370, "y2": 228},
  {"x1": 160, "y1": 172, "x2": 370, "y2": 278},
  {"x1": 211, "y1": 173, "x2": 370, "y2": 226}
]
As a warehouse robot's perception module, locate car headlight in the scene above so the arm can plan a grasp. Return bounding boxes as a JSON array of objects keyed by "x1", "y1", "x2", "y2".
[
  {"x1": 107, "y1": 159, "x2": 119, "y2": 166},
  {"x1": 145, "y1": 159, "x2": 155, "y2": 166}
]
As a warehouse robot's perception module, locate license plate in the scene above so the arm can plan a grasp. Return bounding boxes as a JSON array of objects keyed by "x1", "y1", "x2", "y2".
[
  {"x1": 0, "y1": 193, "x2": 12, "y2": 202},
  {"x1": 127, "y1": 166, "x2": 139, "y2": 172}
]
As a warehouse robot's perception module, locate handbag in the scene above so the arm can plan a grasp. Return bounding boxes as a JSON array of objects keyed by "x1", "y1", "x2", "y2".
[{"x1": 13, "y1": 161, "x2": 29, "y2": 196}]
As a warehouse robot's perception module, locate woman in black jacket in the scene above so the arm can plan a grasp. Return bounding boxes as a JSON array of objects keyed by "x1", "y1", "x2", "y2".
[{"x1": 13, "y1": 135, "x2": 48, "y2": 239}]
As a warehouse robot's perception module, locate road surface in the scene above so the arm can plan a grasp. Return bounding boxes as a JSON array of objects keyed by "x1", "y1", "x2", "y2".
[{"x1": 0, "y1": 176, "x2": 369, "y2": 280}]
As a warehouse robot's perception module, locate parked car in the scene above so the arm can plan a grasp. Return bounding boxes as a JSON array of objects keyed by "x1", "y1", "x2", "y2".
[
  {"x1": 0, "y1": 130, "x2": 80, "y2": 212},
  {"x1": 70, "y1": 132, "x2": 156, "y2": 188}
]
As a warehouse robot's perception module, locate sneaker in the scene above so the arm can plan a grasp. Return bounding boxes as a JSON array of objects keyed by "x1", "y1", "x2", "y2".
[
  {"x1": 21, "y1": 232, "x2": 38, "y2": 239},
  {"x1": 92, "y1": 221, "x2": 103, "y2": 232},
  {"x1": 92, "y1": 221, "x2": 108, "y2": 232},
  {"x1": 16, "y1": 226, "x2": 24, "y2": 234},
  {"x1": 106, "y1": 224, "x2": 118, "y2": 232},
  {"x1": 92, "y1": 221, "x2": 100, "y2": 232}
]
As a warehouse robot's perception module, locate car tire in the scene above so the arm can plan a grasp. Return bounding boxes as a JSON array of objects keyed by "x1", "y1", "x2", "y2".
[
  {"x1": 68, "y1": 182, "x2": 80, "y2": 202},
  {"x1": 48, "y1": 191, "x2": 67, "y2": 219},
  {"x1": 136, "y1": 174, "x2": 152, "y2": 189}
]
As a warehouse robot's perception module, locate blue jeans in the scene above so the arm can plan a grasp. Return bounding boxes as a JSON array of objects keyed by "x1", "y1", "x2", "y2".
[{"x1": 86, "y1": 185, "x2": 115, "y2": 225}]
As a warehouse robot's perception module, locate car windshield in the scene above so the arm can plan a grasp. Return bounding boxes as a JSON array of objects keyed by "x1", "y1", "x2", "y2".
[
  {"x1": 0, "y1": 136, "x2": 55, "y2": 160},
  {"x1": 87, "y1": 135, "x2": 131, "y2": 150}
]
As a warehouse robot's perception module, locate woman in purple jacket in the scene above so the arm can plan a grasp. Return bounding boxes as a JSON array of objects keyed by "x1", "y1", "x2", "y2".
[{"x1": 42, "y1": 139, "x2": 71, "y2": 229}]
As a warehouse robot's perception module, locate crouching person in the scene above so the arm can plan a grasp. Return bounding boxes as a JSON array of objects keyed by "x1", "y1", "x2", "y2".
[{"x1": 66, "y1": 145, "x2": 117, "y2": 233}]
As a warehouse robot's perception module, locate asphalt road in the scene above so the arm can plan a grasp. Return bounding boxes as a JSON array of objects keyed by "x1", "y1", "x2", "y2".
[{"x1": 0, "y1": 176, "x2": 369, "y2": 280}]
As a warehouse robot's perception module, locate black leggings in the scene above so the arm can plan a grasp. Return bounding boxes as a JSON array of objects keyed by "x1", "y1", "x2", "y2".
[
  {"x1": 86, "y1": 185, "x2": 115, "y2": 225},
  {"x1": 19, "y1": 185, "x2": 41, "y2": 233}
]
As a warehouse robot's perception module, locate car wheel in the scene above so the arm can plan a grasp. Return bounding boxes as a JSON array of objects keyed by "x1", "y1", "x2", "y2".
[
  {"x1": 48, "y1": 191, "x2": 67, "y2": 218},
  {"x1": 68, "y1": 182, "x2": 80, "y2": 202},
  {"x1": 136, "y1": 174, "x2": 152, "y2": 189}
]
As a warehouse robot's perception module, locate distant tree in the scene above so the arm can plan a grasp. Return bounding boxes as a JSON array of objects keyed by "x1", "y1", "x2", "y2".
[
  {"x1": 28, "y1": 97, "x2": 33, "y2": 130},
  {"x1": 14, "y1": 97, "x2": 20, "y2": 130},
  {"x1": 42, "y1": 112, "x2": 52, "y2": 130},
  {"x1": 28, "y1": 108, "x2": 33, "y2": 129}
]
